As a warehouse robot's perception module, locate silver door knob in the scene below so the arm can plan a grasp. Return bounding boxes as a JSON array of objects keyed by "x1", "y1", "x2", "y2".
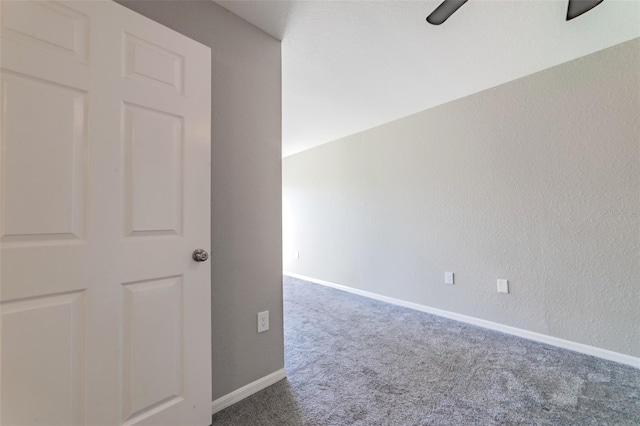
[{"x1": 192, "y1": 249, "x2": 209, "y2": 262}]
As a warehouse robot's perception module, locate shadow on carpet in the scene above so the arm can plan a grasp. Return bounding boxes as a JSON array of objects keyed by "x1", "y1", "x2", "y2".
[{"x1": 212, "y1": 276, "x2": 640, "y2": 425}]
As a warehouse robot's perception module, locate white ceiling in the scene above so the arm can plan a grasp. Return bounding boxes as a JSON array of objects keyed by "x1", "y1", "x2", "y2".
[{"x1": 216, "y1": 0, "x2": 640, "y2": 157}]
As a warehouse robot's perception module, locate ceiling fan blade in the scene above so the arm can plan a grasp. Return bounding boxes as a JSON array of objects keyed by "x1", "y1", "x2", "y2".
[
  {"x1": 566, "y1": 0, "x2": 604, "y2": 20},
  {"x1": 426, "y1": 0, "x2": 469, "y2": 25}
]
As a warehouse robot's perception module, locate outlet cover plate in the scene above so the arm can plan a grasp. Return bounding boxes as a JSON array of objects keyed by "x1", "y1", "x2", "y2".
[
  {"x1": 497, "y1": 279, "x2": 509, "y2": 294},
  {"x1": 258, "y1": 311, "x2": 269, "y2": 333},
  {"x1": 445, "y1": 272, "x2": 454, "y2": 285}
]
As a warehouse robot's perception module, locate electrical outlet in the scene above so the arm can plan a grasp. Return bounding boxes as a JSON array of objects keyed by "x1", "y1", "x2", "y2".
[
  {"x1": 445, "y1": 272, "x2": 454, "y2": 285},
  {"x1": 257, "y1": 311, "x2": 269, "y2": 333},
  {"x1": 497, "y1": 279, "x2": 509, "y2": 294}
]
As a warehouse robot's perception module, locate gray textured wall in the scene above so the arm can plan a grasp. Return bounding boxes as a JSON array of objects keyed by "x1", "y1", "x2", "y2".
[
  {"x1": 283, "y1": 39, "x2": 640, "y2": 358},
  {"x1": 117, "y1": 1, "x2": 283, "y2": 399}
]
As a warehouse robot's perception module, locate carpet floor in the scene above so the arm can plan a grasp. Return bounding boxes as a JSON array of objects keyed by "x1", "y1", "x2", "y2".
[{"x1": 212, "y1": 276, "x2": 640, "y2": 425}]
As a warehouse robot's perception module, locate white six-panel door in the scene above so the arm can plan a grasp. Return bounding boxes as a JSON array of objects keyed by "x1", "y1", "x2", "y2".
[{"x1": 0, "y1": 1, "x2": 212, "y2": 424}]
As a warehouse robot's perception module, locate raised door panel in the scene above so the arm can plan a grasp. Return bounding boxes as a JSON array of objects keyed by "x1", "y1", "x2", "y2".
[
  {"x1": 0, "y1": 291, "x2": 86, "y2": 426},
  {"x1": 123, "y1": 103, "x2": 183, "y2": 238},
  {"x1": 122, "y1": 276, "x2": 184, "y2": 425},
  {"x1": 1, "y1": 1, "x2": 89, "y2": 63},
  {"x1": 1, "y1": 72, "x2": 87, "y2": 245},
  {"x1": 123, "y1": 33, "x2": 184, "y2": 94}
]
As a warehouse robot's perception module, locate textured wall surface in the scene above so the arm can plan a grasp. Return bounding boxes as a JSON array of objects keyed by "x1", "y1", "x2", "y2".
[
  {"x1": 117, "y1": 1, "x2": 284, "y2": 399},
  {"x1": 283, "y1": 39, "x2": 640, "y2": 357}
]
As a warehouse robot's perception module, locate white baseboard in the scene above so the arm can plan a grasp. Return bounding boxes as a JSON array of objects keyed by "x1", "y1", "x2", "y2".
[
  {"x1": 284, "y1": 272, "x2": 640, "y2": 369},
  {"x1": 211, "y1": 368, "x2": 286, "y2": 415}
]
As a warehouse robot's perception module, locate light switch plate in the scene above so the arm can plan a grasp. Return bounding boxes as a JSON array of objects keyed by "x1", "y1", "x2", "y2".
[{"x1": 497, "y1": 279, "x2": 509, "y2": 294}]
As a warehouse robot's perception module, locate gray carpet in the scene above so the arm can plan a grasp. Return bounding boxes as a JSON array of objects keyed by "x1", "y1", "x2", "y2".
[{"x1": 212, "y1": 276, "x2": 640, "y2": 425}]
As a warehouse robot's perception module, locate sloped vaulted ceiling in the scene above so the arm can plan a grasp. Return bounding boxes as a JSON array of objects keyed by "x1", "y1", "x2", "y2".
[{"x1": 216, "y1": 0, "x2": 640, "y2": 156}]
